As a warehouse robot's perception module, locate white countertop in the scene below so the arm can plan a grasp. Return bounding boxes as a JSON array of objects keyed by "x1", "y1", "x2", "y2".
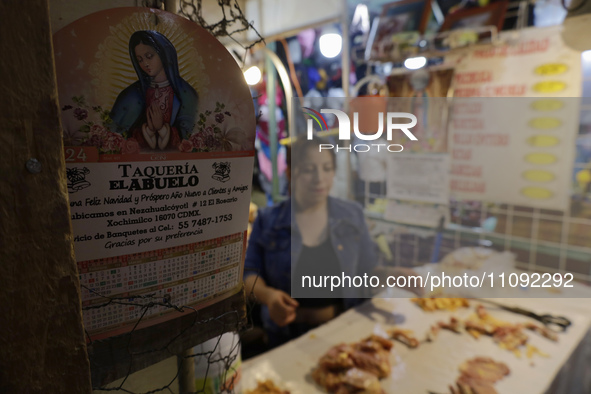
[{"x1": 242, "y1": 287, "x2": 591, "y2": 394}]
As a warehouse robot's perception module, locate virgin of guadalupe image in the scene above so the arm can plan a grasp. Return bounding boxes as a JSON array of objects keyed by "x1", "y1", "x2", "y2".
[{"x1": 110, "y1": 30, "x2": 198, "y2": 151}]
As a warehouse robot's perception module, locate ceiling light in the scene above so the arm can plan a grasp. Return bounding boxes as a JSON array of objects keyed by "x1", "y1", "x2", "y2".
[
  {"x1": 404, "y1": 56, "x2": 427, "y2": 70},
  {"x1": 319, "y1": 33, "x2": 342, "y2": 58},
  {"x1": 244, "y1": 65, "x2": 262, "y2": 85}
]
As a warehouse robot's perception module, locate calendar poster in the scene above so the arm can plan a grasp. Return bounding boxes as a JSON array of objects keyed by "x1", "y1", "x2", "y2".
[{"x1": 54, "y1": 8, "x2": 256, "y2": 339}]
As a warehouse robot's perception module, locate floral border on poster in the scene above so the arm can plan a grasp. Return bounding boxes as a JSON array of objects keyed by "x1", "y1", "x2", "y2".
[{"x1": 62, "y1": 96, "x2": 248, "y2": 155}]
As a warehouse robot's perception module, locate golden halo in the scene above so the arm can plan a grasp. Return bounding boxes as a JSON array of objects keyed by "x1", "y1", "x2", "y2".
[{"x1": 89, "y1": 12, "x2": 209, "y2": 109}]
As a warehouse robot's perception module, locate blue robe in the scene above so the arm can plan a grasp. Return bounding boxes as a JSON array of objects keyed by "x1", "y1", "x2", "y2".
[
  {"x1": 109, "y1": 30, "x2": 198, "y2": 140},
  {"x1": 110, "y1": 80, "x2": 198, "y2": 139}
]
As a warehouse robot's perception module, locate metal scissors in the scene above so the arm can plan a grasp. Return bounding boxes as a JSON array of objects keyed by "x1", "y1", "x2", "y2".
[{"x1": 477, "y1": 299, "x2": 572, "y2": 332}]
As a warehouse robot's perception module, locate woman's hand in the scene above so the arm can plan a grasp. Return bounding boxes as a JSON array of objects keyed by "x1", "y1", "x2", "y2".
[
  {"x1": 142, "y1": 123, "x2": 157, "y2": 149},
  {"x1": 144, "y1": 102, "x2": 169, "y2": 149},
  {"x1": 157, "y1": 124, "x2": 170, "y2": 150},
  {"x1": 243, "y1": 276, "x2": 299, "y2": 327},
  {"x1": 266, "y1": 289, "x2": 299, "y2": 327},
  {"x1": 146, "y1": 105, "x2": 155, "y2": 131},
  {"x1": 150, "y1": 101, "x2": 165, "y2": 131}
]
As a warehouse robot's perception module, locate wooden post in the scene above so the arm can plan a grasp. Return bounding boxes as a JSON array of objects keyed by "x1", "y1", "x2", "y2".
[
  {"x1": 0, "y1": 1, "x2": 92, "y2": 393},
  {"x1": 178, "y1": 349, "x2": 196, "y2": 393}
]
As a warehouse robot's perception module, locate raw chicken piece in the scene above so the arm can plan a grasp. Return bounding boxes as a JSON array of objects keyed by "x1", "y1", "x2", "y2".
[{"x1": 312, "y1": 335, "x2": 393, "y2": 393}]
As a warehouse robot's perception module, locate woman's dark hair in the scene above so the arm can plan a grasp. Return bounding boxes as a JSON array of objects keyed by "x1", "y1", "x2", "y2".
[
  {"x1": 129, "y1": 30, "x2": 182, "y2": 96},
  {"x1": 286, "y1": 135, "x2": 336, "y2": 170}
]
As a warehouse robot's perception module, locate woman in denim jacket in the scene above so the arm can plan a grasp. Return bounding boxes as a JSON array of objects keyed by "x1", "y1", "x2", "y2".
[{"x1": 244, "y1": 137, "x2": 415, "y2": 348}]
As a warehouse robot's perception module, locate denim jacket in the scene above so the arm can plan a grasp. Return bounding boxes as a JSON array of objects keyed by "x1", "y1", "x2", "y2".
[{"x1": 244, "y1": 197, "x2": 380, "y2": 332}]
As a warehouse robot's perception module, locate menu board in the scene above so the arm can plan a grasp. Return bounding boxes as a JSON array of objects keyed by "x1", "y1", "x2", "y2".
[
  {"x1": 449, "y1": 25, "x2": 581, "y2": 211},
  {"x1": 54, "y1": 8, "x2": 255, "y2": 339}
]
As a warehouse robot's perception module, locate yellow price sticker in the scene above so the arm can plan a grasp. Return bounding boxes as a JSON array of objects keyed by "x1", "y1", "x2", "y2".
[
  {"x1": 530, "y1": 99, "x2": 564, "y2": 112},
  {"x1": 533, "y1": 81, "x2": 567, "y2": 93},
  {"x1": 521, "y1": 187, "x2": 554, "y2": 200},
  {"x1": 528, "y1": 117, "x2": 562, "y2": 129},
  {"x1": 527, "y1": 135, "x2": 560, "y2": 147},
  {"x1": 522, "y1": 170, "x2": 555, "y2": 183},
  {"x1": 534, "y1": 63, "x2": 568, "y2": 76},
  {"x1": 525, "y1": 152, "x2": 557, "y2": 165}
]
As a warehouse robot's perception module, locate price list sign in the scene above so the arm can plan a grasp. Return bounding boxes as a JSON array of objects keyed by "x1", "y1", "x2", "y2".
[{"x1": 54, "y1": 8, "x2": 255, "y2": 340}]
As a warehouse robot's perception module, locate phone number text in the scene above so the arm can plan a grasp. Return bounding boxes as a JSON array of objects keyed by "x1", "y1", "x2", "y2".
[{"x1": 178, "y1": 214, "x2": 233, "y2": 229}]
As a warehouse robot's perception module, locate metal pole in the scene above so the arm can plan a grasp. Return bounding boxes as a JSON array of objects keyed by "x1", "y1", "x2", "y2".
[
  {"x1": 266, "y1": 42, "x2": 280, "y2": 203},
  {"x1": 264, "y1": 49, "x2": 293, "y2": 138},
  {"x1": 340, "y1": 0, "x2": 353, "y2": 201},
  {"x1": 341, "y1": 0, "x2": 350, "y2": 97}
]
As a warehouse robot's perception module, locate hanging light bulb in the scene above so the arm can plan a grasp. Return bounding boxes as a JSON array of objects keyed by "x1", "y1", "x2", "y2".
[
  {"x1": 244, "y1": 65, "x2": 262, "y2": 85},
  {"x1": 319, "y1": 28, "x2": 342, "y2": 58},
  {"x1": 404, "y1": 56, "x2": 427, "y2": 70}
]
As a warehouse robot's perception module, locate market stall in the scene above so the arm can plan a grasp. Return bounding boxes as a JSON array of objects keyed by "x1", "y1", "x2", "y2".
[
  {"x1": 8, "y1": 0, "x2": 590, "y2": 393},
  {"x1": 239, "y1": 1, "x2": 591, "y2": 393}
]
